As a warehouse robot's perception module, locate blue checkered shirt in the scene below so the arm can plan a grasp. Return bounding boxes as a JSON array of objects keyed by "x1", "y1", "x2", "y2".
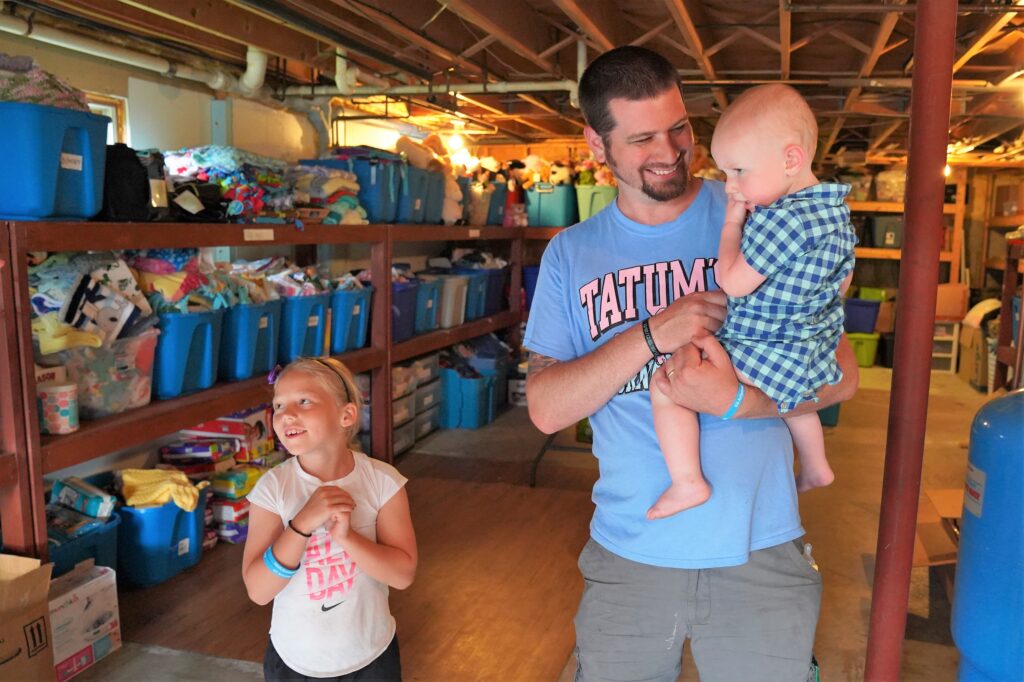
[{"x1": 717, "y1": 183, "x2": 857, "y2": 412}]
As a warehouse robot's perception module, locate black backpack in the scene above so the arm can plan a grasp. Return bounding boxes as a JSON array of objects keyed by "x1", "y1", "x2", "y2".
[{"x1": 96, "y1": 143, "x2": 150, "y2": 221}]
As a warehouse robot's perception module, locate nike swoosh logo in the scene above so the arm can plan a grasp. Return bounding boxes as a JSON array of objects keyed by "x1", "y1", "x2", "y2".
[{"x1": 321, "y1": 601, "x2": 345, "y2": 612}]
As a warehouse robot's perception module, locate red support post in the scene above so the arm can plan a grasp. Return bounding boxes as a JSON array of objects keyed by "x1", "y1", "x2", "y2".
[{"x1": 864, "y1": 1, "x2": 958, "y2": 679}]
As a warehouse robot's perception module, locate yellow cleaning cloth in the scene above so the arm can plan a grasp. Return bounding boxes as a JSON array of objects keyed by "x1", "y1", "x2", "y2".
[{"x1": 120, "y1": 469, "x2": 205, "y2": 512}]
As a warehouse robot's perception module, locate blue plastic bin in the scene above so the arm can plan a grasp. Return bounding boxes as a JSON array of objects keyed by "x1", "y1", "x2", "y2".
[
  {"x1": 817, "y1": 403, "x2": 840, "y2": 427},
  {"x1": 392, "y1": 280, "x2": 419, "y2": 343},
  {"x1": 453, "y1": 270, "x2": 488, "y2": 320},
  {"x1": 414, "y1": 278, "x2": 442, "y2": 334},
  {"x1": 397, "y1": 166, "x2": 429, "y2": 224},
  {"x1": 844, "y1": 298, "x2": 881, "y2": 333},
  {"x1": 301, "y1": 148, "x2": 401, "y2": 223},
  {"x1": 482, "y1": 268, "x2": 509, "y2": 316},
  {"x1": 487, "y1": 183, "x2": 508, "y2": 226},
  {"x1": 278, "y1": 293, "x2": 330, "y2": 363},
  {"x1": 422, "y1": 170, "x2": 445, "y2": 224},
  {"x1": 440, "y1": 368, "x2": 492, "y2": 429},
  {"x1": 524, "y1": 265, "x2": 541, "y2": 311},
  {"x1": 526, "y1": 183, "x2": 578, "y2": 227},
  {"x1": 49, "y1": 513, "x2": 121, "y2": 578},
  {"x1": 117, "y1": 487, "x2": 209, "y2": 587},
  {"x1": 330, "y1": 287, "x2": 373, "y2": 354},
  {"x1": 153, "y1": 309, "x2": 224, "y2": 400},
  {"x1": 218, "y1": 300, "x2": 282, "y2": 382},
  {"x1": 0, "y1": 102, "x2": 110, "y2": 220},
  {"x1": 471, "y1": 357, "x2": 509, "y2": 418}
]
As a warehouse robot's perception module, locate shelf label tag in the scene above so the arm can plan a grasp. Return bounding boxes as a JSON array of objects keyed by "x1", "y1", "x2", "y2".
[
  {"x1": 353, "y1": 305, "x2": 360, "y2": 315},
  {"x1": 243, "y1": 228, "x2": 275, "y2": 242},
  {"x1": 60, "y1": 153, "x2": 83, "y2": 171},
  {"x1": 177, "y1": 538, "x2": 190, "y2": 556},
  {"x1": 426, "y1": 300, "x2": 433, "y2": 308},
  {"x1": 964, "y1": 462, "x2": 985, "y2": 518},
  {"x1": 259, "y1": 317, "x2": 269, "y2": 329},
  {"x1": 469, "y1": 229, "x2": 481, "y2": 238},
  {"x1": 423, "y1": 395, "x2": 433, "y2": 406},
  {"x1": 308, "y1": 315, "x2": 320, "y2": 327}
]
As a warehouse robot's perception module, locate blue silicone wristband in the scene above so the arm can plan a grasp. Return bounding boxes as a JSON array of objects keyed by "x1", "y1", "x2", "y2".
[
  {"x1": 263, "y1": 546, "x2": 298, "y2": 579},
  {"x1": 720, "y1": 383, "x2": 746, "y2": 421}
]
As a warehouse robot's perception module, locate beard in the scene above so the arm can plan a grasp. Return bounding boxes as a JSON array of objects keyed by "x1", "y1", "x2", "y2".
[{"x1": 604, "y1": 139, "x2": 689, "y2": 202}]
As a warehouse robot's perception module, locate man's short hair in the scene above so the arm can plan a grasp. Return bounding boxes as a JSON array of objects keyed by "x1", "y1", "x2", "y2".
[{"x1": 579, "y1": 46, "x2": 681, "y2": 138}]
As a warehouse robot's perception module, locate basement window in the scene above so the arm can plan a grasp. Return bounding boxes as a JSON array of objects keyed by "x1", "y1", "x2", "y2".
[{"x1": 86, "y1": 93, "x2": 128, "y2": 145}]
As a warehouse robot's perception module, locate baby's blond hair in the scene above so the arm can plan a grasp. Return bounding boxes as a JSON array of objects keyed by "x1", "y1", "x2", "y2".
[
  {"x1": 277, "y1": 357, "x2": 364, "y2": 449},
  {"x1": 717, "y1": 84, "x2": 818, "y2": 158}
]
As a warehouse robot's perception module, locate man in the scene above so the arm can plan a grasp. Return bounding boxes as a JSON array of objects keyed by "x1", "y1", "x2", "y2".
[{"x1": 524, "y1": 46, "x2": 858, "y2": 681}]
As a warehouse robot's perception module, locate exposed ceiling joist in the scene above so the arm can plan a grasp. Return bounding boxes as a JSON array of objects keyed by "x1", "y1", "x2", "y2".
[
  {"x1": 457, "y1": 94, "x2": 563, "y2": 136},
  {"x1": 869, "y1": 120, "x2": 904, "y2": 150},
  {"x1": 439, "y1": 0, "x2": 555, "y2": 73},
  {"x1": 631, "y1": 19, "x2": 674, "y2": 48},
  {"x1": 551, "y1": 0, "x2": 627, "y2": 53},
  {"x1": 780, "y1": 0, "x2": 791, "y2": 79},
  {"x1": 953, "y1": 9, "x2": 1019, "y2": 73},
  {"x1": 662, "y1": 0, "x2": 729, "y2": 110}
]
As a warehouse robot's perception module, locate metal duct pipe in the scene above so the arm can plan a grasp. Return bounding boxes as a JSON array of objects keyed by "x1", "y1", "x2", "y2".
[
  {"x1": 284, "y1": 97, "x2": 331, "y2": 156},
  {"x1": 334, "y1": 51, "x2": 390, "y2": 95},
  {"x1": 284, "y1": 79, "x2": 576, "y2": 98}
]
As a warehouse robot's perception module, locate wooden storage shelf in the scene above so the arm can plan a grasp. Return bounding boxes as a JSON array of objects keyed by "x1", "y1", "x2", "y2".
[
  {"x1": 524, "y1": 227, "x2": 565, "y2": 240},
  {"x1": 391, "y1": 226, "x2": 521, "y2": 242},
  {"x1": 847, "y1": 200, "x2": 958, "y2": 215},
  {"x1": 19, "y1": 221, "x2": 387, "y2": 250},
  {"x1": 39, "y1": 346, "x2": 387, "y2": 475},
  {"x1": 987, "y1": 214, "x2": 1024, "y2": 229},
  {"x1": 984, "y1": 257, "x2": 1024, "y2": 274},
  {"x1": 391, "y1": 310, "x2": 522, "y2": 363},
  {"x1": 0, "y1": 451, "x2": 16, "y2": 488},
  {"x1": 855, "y1": 248, "x2": 954, "y2": 262}
]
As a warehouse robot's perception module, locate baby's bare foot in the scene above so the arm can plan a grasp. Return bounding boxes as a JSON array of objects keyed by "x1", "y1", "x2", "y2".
[
  {"x1": 647, "y1": 480, "x2": 711, "y2": 520},
  {"x1": 796, "y1": 466, "x2": 835, "y2": 493}
]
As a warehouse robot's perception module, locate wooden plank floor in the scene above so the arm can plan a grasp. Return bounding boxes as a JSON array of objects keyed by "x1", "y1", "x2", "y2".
[{"x1": 118, "y1": 443, "x2": 597, "y2": 681}]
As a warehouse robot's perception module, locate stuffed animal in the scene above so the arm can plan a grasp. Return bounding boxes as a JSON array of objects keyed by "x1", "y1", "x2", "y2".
[
  {"x1": 550, "y1": 162, "x2": 572, "y2": 185},
  {"x1": 522, "y1": 154, "x2": 551, "y2": 188}
]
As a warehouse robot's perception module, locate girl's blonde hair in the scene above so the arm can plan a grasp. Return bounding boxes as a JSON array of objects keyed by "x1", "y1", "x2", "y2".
[{"x1": 276, "y1": 357, "x2": 365, "y2": 449}]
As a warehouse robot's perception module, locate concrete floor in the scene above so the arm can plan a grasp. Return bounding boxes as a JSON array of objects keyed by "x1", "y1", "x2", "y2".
[{"x1": 87, "y1": 367, "x2": 991, "y2": 681}]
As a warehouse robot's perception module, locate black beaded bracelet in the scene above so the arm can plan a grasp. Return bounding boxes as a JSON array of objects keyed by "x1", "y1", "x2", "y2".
[
  {"x1": 641, "y1": 319, "x2": 661, "y2": 359},
  {"x1": 288, "y1": 519, "x2": 312, "y2": 538}
]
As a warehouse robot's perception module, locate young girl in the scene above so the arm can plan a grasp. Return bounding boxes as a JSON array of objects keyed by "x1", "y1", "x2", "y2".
[
  {"x1": 648, "y1": 83, "x2": 855, "y2": 520},
  {"x1": 243, "y1": 357, "x2": 417, "y2": 680}
]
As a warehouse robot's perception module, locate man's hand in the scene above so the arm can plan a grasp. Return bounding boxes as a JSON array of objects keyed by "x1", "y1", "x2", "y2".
[
  {"x1": 648, "y1": 290, "x2": 728, "y2": 355},
  {"x1": 653, "y1": 334, "x2": 739, "y2": 416}
]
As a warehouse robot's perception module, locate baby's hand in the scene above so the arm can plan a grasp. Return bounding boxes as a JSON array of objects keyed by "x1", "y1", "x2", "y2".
[{"x1": 725, "y1": 198, "x2": 748, "y2": 225}]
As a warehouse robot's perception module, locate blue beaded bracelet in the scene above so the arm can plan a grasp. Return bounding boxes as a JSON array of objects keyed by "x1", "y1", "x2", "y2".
[
  {"x1": 720, "y1": 383, "x2": 746, "y2": 421},
  {"x1": 263, "y1": 546, "x2": 298, "y2": 579}
]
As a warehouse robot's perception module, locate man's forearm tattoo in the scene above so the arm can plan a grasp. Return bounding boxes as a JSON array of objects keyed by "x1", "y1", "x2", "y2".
[{"x1": 528, "y1": 352, "x2": 558, "y2": 376}]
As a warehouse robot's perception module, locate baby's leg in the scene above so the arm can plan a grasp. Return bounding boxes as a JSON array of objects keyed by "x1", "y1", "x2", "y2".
[
  {"x1": 648, "y1": 370, "x2": 710, "y2": 520},
  {"x1": 783, "y1": 411, "x2": 835, "y2": 492}
]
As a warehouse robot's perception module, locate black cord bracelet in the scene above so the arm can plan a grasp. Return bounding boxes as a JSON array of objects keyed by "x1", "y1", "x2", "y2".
[
  {"x1": 288, "y1": 519, "x2": 312, "y2": 538},
  {"x1": 641, "y1": 319, "x2": 661, "y2": 358}
]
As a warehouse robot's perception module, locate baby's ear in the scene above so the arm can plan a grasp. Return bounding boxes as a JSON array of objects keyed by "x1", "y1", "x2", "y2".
[{"x1": 783, "y1": 143, "x2": 806, "y2": 174}]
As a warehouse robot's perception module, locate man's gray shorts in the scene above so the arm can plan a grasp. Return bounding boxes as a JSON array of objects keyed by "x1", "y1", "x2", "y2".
[{"x1": 574, "y1": 538, "x2": 822, "y2": 682}]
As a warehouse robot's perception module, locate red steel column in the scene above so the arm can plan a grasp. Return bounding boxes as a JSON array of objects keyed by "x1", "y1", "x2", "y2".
[{"x1": 865, "y1": 1, "x2": 958, "y2": 679}]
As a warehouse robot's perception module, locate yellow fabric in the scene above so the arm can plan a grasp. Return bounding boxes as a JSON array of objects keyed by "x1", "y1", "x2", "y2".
[
  {"x1": 120, "y1": 469, "x2": 205, "y2": 511},
  {"x1": 32, "y1": 314, "x2": 102, "y2": 354}
]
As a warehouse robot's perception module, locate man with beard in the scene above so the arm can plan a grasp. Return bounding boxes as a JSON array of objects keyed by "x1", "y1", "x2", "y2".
[{"x1": 524, "y1": 46, "x2": 858, "y2": 681}]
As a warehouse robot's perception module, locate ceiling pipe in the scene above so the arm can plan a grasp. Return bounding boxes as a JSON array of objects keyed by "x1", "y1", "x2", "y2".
[
  {"x1": 237, "y1": 46, "x2": 268, "y2": 98},
  {"x1": 284, "y1": 79, "x2": 576, "y2": 98},
  {"x1": 334, "y1": 50, "x2": 390, "y2": 96},
  {"x1": 569, "y1": 39, "x2": 585, "y2": 108}
]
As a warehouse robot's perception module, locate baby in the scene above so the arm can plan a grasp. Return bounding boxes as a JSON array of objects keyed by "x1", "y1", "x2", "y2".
[{"x1": 648, "y1": 83, "x2": 856, "y2": 520}]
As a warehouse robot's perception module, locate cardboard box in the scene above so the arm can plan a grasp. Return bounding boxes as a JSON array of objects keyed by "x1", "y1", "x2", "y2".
[
  {"x1": 935, "y1": 283, "x2": 969, "y2": 320},
  {"x1": 0, "y1": 554, "x2": 54, "y2": 681},
  {"x1": 48, "y1": 560, "x2": 121, "y2": 682},
  {"x1": 182, "y1": 405, "x2": 273, "y2": 462},
  {"x1": 958, "y1": 324, "x2": 988, "y2": 390},
  {"x1": 875, "y1": 300, "x2": 897, "y2": 333}
]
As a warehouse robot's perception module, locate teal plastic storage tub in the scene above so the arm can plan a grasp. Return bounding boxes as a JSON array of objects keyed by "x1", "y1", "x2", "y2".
[
  {"x1": 278, "y1": 293, "x2": 330, "y2": 363},
  {"x1": 487, "y1": 183, "x2": 508, "y2": 225},
  {"x1": 872, "y1": 216, "x2": 903, "y2": 248},
  {"x1": 422, "y1": 170, "x2": 445, "y2": 224},
  {"x1": 397, "y1": 166, "x2": 429, "y2": 223},
  {"x1": 576, "y1": 186, "x2": 617, "y2": 221},
  {"x1": 49, "y1": 513, "x2": 121, "y2": 578},
  {"x1": 0, "y1": 102, "x2": 110, "y2": 220},
  {"x1": 414, "y1": 279, "x2": 441, "y2": 334},
  {"x1": 526, "y1": 183, "x2": 578, "y2": 227},
  {"x1": 153, "y1": 309, "x2": 224, "y2": 400},
  {"x1": 219, "y1": 300, "x2": 282, "y2": 381},
  {"x1": 453, "y1": 270, "x2": 488, "y2": 320},
  {"x1": 301, "y1": 148, "x2": 401, "y2": 223},
  {"x1": 330, "y1": 287, "x2": 373, "y2": 354},
  {"x1": 419, "y1": 274, "x2": 467, "y2": 329},
  {"x1": 440, "y1": 368, "x2": 493, "y2": 429},
  {"x1": 117, "y1": 487, "x2": 208, "y2": 587},
  {"x1": 817, "y1": 403, "x2": 840, "y2": 427}
]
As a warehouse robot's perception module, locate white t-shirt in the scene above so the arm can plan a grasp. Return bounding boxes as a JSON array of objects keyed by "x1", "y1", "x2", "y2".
[{"x1": 247, "y1": 452, "x2": 407, "y2": 678}]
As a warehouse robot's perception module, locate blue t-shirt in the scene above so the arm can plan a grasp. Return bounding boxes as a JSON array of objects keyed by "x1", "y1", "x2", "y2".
[{"x1": 523, "y1": 180, "x2": 803, "y2": 569}]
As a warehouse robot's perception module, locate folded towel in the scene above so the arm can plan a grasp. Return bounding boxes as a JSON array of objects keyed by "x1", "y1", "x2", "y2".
[{"x1": 120, "y1": 468, "x2": 204, "y2": 511}]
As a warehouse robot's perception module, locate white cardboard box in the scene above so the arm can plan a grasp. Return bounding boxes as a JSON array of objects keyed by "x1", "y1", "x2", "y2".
[{"x1": 48, "y1": 560, "x2": 121, "y2": 681}]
